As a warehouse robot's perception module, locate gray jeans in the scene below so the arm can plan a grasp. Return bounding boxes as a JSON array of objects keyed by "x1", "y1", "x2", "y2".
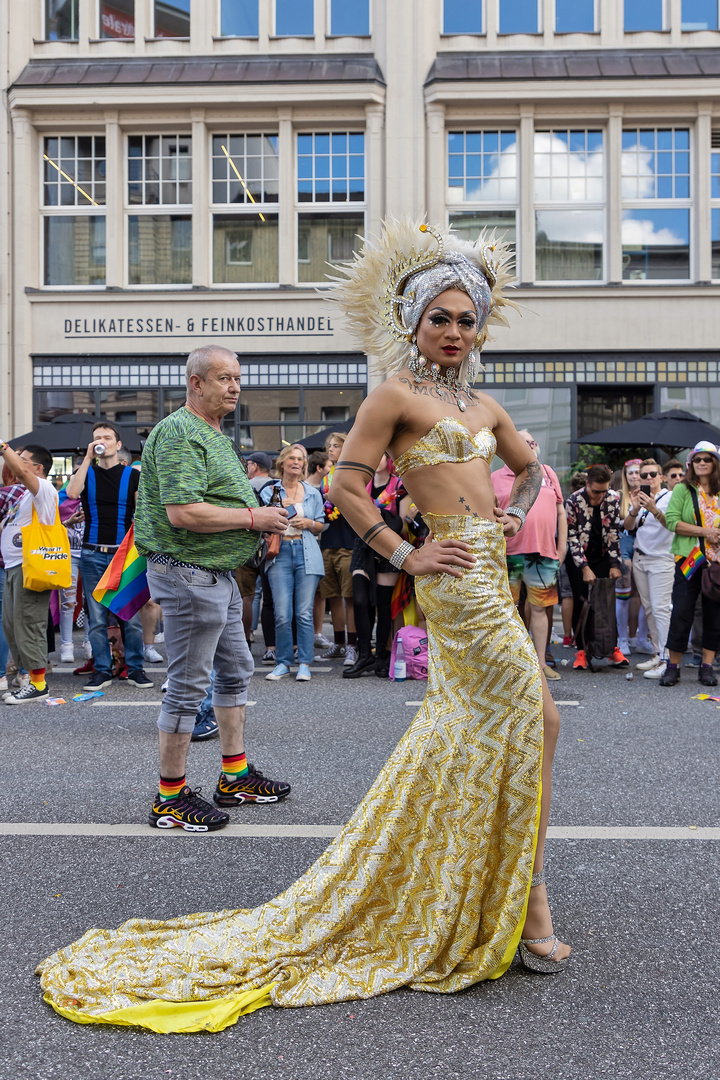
[{"x1": 147, "y1": 562, "x2": 254, "y2": 735}]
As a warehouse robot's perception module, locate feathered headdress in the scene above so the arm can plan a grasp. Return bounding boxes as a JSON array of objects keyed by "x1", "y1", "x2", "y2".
[{"x1": 327, "y1": 217, "x2": 517, "y2": 377}]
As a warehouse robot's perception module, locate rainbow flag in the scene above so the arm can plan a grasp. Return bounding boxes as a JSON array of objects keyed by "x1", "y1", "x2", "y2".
[
  {"x1": 680, "y1": 544, "x2": 706, "y2": 579},
  {"x1": 92, "y1": 524, "x2": 150, "y2": 620}
]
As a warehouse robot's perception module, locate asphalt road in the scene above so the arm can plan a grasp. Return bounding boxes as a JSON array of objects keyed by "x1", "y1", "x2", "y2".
[{"x1": 1, "y1": 637, "x2": 719, "y2": 1080}]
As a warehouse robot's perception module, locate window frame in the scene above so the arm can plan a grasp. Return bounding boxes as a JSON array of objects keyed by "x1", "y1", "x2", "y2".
[
  {"x1": 152, "y1": 0, "x2": 191, "y2": 39},
  {"x1": 446, "y1": 128, "x2": 520, "y2": 271},
  {"x1": 217, "y1": 0, "x2": 259, "y2": 38},
  {"x1": 209, "y1": 130, "x2": 281, "y2": 288},
  {"x1": 681, "y1": 0, "x2": 720, "y2": 29},
  {"x1": 45, "y1": 0, "x2": 79, "y2": 41},
  {"x1": 295, "y1": 129, "x2": 367, "y2": 286},
  {"x1": 125, "y1": 132, "x2": 194, "y2": 289},
  {"x1": 533, "y1": 127, "x2": 606, "y2": 285},
  {"x1": 620, "y1": 126, "x2": 693, "y2": 285},
  {"x1": 623, "y1": 0, "x2": 668, "y2": 32},
  {"x1": 327, "y1": 0, "x2": 372, "y2": 37},
  {"x1": 274, "y1": 0, "x2": 314, "y2": 37},
  {"x1": 497, "y1": 0, "x2": 542, "y2": 35},
  {"x1": 40, "y1": 133, "x2": 107, "y2": 290},
  {"x1": 554, "y1": 0, "x2": 597, "y2": 34}
]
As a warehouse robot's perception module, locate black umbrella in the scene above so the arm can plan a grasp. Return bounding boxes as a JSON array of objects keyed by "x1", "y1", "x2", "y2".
[
  {"x1": 295, "y1": 416, "x2": 355, "y2": 451},
  {"x1": 574, "y1": 409, "x2": 720, "y2": 452},
  {"x1": 8, "y1": 416, "x2": 143, "y2": 454}
]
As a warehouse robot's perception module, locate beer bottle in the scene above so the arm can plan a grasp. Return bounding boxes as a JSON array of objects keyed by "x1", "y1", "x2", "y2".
[{"x1": 270, "y1": 483, "x2": 283, "y2": 507}]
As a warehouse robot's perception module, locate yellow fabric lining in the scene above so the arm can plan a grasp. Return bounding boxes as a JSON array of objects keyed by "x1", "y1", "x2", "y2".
[{"x1": 44, "y1": 983, "x2": 275, "y2": 1034}]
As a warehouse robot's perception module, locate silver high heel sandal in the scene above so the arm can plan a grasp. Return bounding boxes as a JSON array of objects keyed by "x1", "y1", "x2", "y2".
[{"x1": 518, "y1": 869, "x2": 569, "y2": 975}]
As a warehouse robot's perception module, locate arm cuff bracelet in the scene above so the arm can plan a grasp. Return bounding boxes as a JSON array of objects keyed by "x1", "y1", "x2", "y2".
[
  {"x1": 505, "y1": 506, "x2": 527, "y2": 529},
  {"x1": 389, "y1": 540, "x2": 414, "y2": 570}
]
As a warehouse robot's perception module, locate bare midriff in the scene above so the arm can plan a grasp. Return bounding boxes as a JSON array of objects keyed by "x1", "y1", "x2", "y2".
[{"x1": 396, "y1": 458, "x2": 497, "y2": 522}]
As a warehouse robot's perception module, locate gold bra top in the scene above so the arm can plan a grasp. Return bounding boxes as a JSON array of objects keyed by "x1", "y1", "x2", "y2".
[{"x1": 394, "y1": 417, "x2": 497, "y2": 477}]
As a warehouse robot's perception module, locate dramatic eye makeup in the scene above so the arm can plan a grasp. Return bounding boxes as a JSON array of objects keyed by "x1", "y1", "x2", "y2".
[{"x1": 426, "y1": 307, "x2": 477, "y2": 328}]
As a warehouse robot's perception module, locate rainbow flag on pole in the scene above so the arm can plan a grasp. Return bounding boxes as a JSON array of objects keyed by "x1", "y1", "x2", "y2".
[
  {"x1": 92, "y1": 524, "x2": 150, "y2": 620},
  {"x1": 680, "y1": 544, "x2": 706, "y2": 579}
]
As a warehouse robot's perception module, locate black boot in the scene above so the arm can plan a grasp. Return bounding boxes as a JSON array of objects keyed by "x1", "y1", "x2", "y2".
[
  {"x1": 342, "y1": 645, "x2": 375, "y2": 679},
  {"x1": 374, "y1": 647, "x2": 390, "y2": 679}
]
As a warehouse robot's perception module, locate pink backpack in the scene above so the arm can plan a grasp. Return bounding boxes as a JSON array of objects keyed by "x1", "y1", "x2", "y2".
[{"x1": 389, "y1": 626, "x2": 429, "y2": 681}]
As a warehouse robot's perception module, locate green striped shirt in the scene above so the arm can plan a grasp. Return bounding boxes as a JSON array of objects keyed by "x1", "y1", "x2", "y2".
[{"x1": 135, "y1": 408, "x2": 260, "y2": 571}]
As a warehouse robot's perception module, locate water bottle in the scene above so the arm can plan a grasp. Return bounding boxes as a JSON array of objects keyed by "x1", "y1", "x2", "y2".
[
  {"x1": 393, "y1": 637, "x2": 406, "y2": 682},
  {"x1": 94, "y1": 442, "x2": 107, "y2": 456}
]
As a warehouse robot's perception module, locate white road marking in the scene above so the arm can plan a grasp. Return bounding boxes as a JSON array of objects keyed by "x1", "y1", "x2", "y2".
[
  {"x1": 552, "y1": 700, "x2": 580, "y2": 706},
  {"x1": 0, "y1": 823, "x2": 717, "y2": 840},
  {"x1": 89, "y1": 700, "x2": 258, "y2": 707}
]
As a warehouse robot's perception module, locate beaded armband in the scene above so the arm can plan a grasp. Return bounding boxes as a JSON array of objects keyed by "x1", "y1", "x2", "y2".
[
  {"x1": 505, "y1": 506, "x2": 527, "y2": 529},
  {"x1": 388, "y1": 540, "x2": 415, "y2": 571}
]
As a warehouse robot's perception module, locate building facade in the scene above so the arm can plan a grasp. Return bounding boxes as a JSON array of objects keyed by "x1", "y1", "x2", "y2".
[{"x1": 3, "y1": 0, "x2": 720, "y2": 469}]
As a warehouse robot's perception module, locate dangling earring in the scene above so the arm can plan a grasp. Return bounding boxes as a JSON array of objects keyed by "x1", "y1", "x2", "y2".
[
  {"x1": 467, "y1": 352, "x2": 477, "y2": 384},
  {"x1": 409, "y1": 335, "x2": 426, "y2": 382}
]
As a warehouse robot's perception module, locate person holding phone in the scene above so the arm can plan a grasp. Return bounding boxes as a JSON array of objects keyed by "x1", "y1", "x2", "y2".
[
  {"x1": 261, "y1": 445, "x2": 326, "y2": 682},
  {"x1": 623, "y1": 458, "x2": 674, "y2": 679}
]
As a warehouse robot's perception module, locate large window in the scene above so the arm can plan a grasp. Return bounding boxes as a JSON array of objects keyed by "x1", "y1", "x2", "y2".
[
  {"x1": 534, "y1": 129, "x2": 604, "y2": 281},
  {"x1": 220, "y1": 0, "x2": 258, "y2": 36},
  {"x1": 556, "y1": 0, "x2": 595, "y2": 32},
  {"x1": 681, "y1": 0, "x2": 719, "y2": 28},
  {"x1": 442, "y1": 0, "x2": 483, "y2": 33},
  {"x1": 711, "y1": 136, "x2": 720, "y2": 278},
  {"x1": 275, "y1": 0, "x2": 313, "y2": 36},
  {"x1": 127, "y1": 135, "x2": 192, "y2": 285},
  {"x1": 621, "y1": 128, "x2": 690, "y2": 280},
  {"x1": 154, "y1": 0, "x2": 190, "y2": 37},
  {"x1": 128, "y1": 135, "x2": 192, "y2": 206},
  {"x1": 43, "y1": 136, "x2": 106, "y2": 286},
  {"x1": 330, "y1": 0, "x2": 370, "y2": 35},
  {"x1": 212, "y1": 133, "x2": 279, "y2": 283},
  {"x1": 447, "y1": 130, "x2": 518, "y2": 261},
  {"x1": 100, "y1": 0, "x2": 134, "y2": 38},
  {"x1": 46, "y1": 0, "x2": 78, "y2": 39},
  {"x1": 624, "y1": 0, "x2": 665, "y2": 30},
  {"x1": 296, "y1": 132, "x2": 365, "y2": 283},
  {"x1": 498, "y1": 0, "x2": 539, "y2": 34}
]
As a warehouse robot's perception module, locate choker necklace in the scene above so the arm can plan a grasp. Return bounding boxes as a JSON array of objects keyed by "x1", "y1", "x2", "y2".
[{"x1": 409, "y1": 349, "x2": 472, "y2": 412}]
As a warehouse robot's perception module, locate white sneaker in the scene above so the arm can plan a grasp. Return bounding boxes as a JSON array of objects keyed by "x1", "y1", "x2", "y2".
[
  {"x1": 617, "y1": 638, "x2": 631, "y2": 656},
  {"x1": 60, "y1": 643, "x2": 75, "y2": 663},
  {"x1": 0, "y1": 676, "x2": 7, "y2": 693},
  {"x1": 83, "y1": 639, "x2": 93, "y2": 659},
  {"x1": 154, "y1": 631, "x2": 165, "y2": 643},
  {"x1": 144, "y1": 644, "x2": 164, "y2": 663},
  {"x1": 644, "y1": 661, "x2": 667, "y2": 679},
  {"x1": 343, "y1": 645, "x2": 358, "y2": 667},
  {"x1": 635, "y1": 638, "x2": 655, "y2": 655},
  {"x1": 4, "y1": 674, "x2": 29, "y2": 700},
  {"x1": 636, "y1": 655, "x2": 662, "y2": 672},
  {"x1": 314, "y1": 633, "x2": 332, "y2": 649}
]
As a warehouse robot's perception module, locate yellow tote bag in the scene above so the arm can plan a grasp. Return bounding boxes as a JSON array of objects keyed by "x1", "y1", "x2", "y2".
[{"x1": 21, "y1": 503, "x2": 72, "y2": 591}]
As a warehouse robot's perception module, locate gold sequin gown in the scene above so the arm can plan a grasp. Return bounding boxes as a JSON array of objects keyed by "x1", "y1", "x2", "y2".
[{"x1": 37, "y1": 421, "x2": 544, "y2": 1035}]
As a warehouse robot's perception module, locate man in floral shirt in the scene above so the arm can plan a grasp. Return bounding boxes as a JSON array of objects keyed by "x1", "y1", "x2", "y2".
[{"x1": 565, "y1": 463, "x2": 626, "y2": 670}]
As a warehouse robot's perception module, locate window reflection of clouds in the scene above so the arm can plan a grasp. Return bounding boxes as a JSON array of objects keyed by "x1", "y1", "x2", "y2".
[
  {"x1": 622, "y1": 208, "x2": 689, "y2": 247},
  {"x1": 447, "y1": 131, "x2": 517, "y2": 203},
  {"x1": 621, "y1": 129, "x2": 690, "y2": 200},
  {"x1": 534, "y1": 130, "x2": 604, "y2": 203}
]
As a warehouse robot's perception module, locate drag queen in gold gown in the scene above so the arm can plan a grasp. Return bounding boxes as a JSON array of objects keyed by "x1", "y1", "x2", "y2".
[{"x1": 37, "y1": 220, "x2": 569, "y2": 1034}]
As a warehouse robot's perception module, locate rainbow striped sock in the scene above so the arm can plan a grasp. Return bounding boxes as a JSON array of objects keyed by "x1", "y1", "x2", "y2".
[
  {"x1": 158, "y1": 775, "x2": 186, "y2": 802},
  {"x1": 30, "y1": 668, "x2": 47, "y2": 691},
  {"x1": 222, "y1": 753, "x2": 248, "y2": 782}
]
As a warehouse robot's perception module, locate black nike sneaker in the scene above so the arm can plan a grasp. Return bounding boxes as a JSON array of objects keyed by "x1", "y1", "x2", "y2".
[
  {"x1": 214, "y1": 763, "x2": 291, "y2": 806},
  {"x1": 148, "y1": 786, "x2": 230, "y2": 832}
]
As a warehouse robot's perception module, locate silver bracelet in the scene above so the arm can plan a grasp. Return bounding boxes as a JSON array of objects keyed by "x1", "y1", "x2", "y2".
[
  {"x1": 506, "y1": 506, "x2": 527, "y2": 529},
  {"x1": 389, "y1": 540, "x2": 414, "y2": 570}
]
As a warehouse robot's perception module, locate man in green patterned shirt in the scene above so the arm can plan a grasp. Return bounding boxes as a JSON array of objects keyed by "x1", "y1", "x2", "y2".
[{"x1": 136, "y1": 345, "x2": 290, "y2": 832}]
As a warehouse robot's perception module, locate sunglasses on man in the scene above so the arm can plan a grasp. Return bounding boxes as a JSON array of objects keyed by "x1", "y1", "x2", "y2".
[{"x1": 639, "y1": 470, "x2": 658, "y2": 479}]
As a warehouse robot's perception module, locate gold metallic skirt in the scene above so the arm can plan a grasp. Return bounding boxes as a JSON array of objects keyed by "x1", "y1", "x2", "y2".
[{"x1": 37, "y1": 516, "x2": 544, "y2": 1034}]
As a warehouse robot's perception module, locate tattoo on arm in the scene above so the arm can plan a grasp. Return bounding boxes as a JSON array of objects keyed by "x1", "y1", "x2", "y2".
[
  {"x1": 333, "y1": 461, "x2": 375, "y2": 479},
  {"x1": 362, "y1": 521, "x2": 389, "y2": 544},
  {"x1": 509, "y1": 459, "x2": 542, "y2": 516}
]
